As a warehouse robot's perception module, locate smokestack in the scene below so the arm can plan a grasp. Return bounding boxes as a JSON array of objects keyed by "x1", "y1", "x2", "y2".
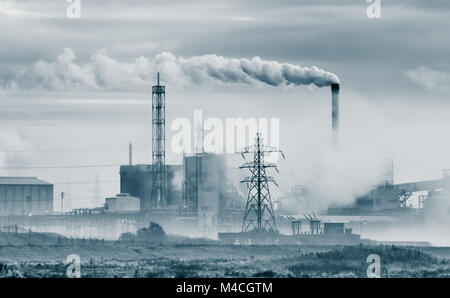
[
  {"x1": 129, "y1": 142, "x2": 133, "y2": 166},
  {"x1": 331, "y1": 83, "x2": 340, "y2": 146}
]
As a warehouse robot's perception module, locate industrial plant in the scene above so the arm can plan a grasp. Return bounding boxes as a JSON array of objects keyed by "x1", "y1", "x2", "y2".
[
  {"x1": 0, "y1": 74, "x2": 238, "y2": 239},
  {"x1": 3, "y1": 0, "x2": 450, "y2": 282},
  {"x1": 1, "y1": 73, "x2": 448, "y2": 247}
]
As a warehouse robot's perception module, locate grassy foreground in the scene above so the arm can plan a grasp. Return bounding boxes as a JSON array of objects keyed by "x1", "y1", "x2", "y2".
[{"x1": 1, "y1": 240, "x2": 450, "y2": 278}]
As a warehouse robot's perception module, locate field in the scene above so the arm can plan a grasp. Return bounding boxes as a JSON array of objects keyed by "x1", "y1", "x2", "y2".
[{"x1": 1, "y1": 232, "x2": 450, "y2": 278}]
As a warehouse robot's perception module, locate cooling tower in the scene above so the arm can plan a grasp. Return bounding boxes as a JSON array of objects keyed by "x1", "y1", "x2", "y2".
[{"x1": 331, "y1": 83, "x2": 340, "y2": 146}]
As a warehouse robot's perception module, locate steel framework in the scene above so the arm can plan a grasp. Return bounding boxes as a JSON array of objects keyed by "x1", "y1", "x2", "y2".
[
  {"x1": 151, "y1": 73, "x2": 167, "y2": 209},
  {"x1": 384, "y1": 158, "x2": 394, "y2": 188},
  {"x1": 239, "y1": 133, "x2": 283, "y2": 232}
]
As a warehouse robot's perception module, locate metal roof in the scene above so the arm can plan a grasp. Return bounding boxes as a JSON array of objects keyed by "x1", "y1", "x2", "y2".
[{"x1": 0, "y1": 177, "x2": 52, "y2": 185}]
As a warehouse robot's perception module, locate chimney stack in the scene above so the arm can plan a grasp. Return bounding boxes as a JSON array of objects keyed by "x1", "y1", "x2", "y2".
[
  {"x1": 129, "y1": 142, "x2": 133, "y2": 166},
  {"x1": 331, "y1": 83, "x2": 340, "y2": 146}
]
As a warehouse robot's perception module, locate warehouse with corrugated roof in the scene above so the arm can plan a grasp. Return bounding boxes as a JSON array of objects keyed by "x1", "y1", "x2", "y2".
[{"x1": 0, "y1": 177, "x2": 53, "y2": 216}]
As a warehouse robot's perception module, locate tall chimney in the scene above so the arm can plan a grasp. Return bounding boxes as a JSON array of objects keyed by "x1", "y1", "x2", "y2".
[
  {"x1": 129, "y1": 142, "x2": 133, "y2": 166},
  {"x1": 331, "y1": 83, "x2": 340, "y2": 146}
]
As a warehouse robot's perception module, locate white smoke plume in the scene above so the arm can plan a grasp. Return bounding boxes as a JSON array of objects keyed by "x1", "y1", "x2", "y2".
[
  {"x1": 8, "y1": 48, "x2": 339, "y2": 91},
  {"x1": 0, "y1": 127, "x2": 35, "y2": 167}
]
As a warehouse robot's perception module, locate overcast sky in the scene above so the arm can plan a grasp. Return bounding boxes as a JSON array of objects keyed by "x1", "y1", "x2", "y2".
[{"x1": 0, "y1": 0, "x2": 449, "y2": 210}]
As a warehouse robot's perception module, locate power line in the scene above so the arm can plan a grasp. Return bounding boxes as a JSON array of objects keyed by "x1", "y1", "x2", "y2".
[
  {"x1": 0, "y1": 196, "x2": 108, "y2": 203},
  {"x1": 0, "y1": 158, "x2": 181, "y2": 169},
  {"x1": 279, "y1": 156, "x2": 314, "y2": 204},
  {"x1": 0, "y1": 147, "x2": 151, "y2": 153},
  {"x1": 53, "y1": 180, "x2": 119, "y2": 185},
  {"x1": 277, "y1": 169, "x2": 314, "y2": 216},
  {"x1": 276, "y1": 155, "x2": 318, "y2": 216},
  {"x1": 0, "y1": 164, "x2": 122, "y2": 169}
]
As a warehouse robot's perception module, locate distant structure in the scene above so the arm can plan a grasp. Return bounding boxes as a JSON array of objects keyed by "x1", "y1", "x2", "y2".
[
  {"x1": 120, "y1": 164, "x2": 182, "y2": 210},
  {"x1": 384, "y1": 158, "x2": 394, "y2": 188},
  {"x1": 328, "y1": 165, "x2": 447, "y2": 215},
  {"x1": 119, "y1": 73, "x2": 182, "y2": 211},
  {"x1": 105, "y1": 193, "x2": 140, "y2": 212},
  {"x1": 180, "y1": 108, "x2": 228, "y2": 230},
  {"x1": 151, "y1": 73, "x2": 167, "y2": 209},
  {"x1": 129, "y1": 142, "x2": 133, "y2": 166},
  {"x1": 239, "y1": 133, "x2": 282, "y2": 232},
  {"x1": 331, "y1": 83, "x2": 340, "y2": 146},
  {"x1": 0, "y1": 177, "x2": 53, "y2": 216},
  {"x1": 182, "y1": 153, "x2": 227, "y2": 225},
  {"x1": 424, "y1": 169, "x2": 450, "y2": 225},
  {"x1": 193, "y1": 109, "x2": 204, "y2": 154},
  {"x1": 60, "y1": 192, "x2": 64, "y2": 213}
]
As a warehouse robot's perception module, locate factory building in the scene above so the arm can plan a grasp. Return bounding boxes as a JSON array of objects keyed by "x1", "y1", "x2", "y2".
[
  {"x1": 425, "y1": 194, "x2": 450, "y2": 224},
  {"x1": 353, "y1": 187, "x2": 401, "y2": 212},
  {"x1": 0, "y1": 177, "x2": 53, "y2": 216},
  {"x1": 105, "y1": 193, "x2": 140, "y2": 212},
  {"x1": 182, "y1": 153, "x2": 227, "y2": 227},
  {"x1": 323, "y1": 222, "x2": 345, "y2": 235},
  {"x1": 424, "y1": 170, "x2": 450, "y2": 224},
  {"x1": 328, "y1": 177, "x2": 446, "y2": 215},
  {"x1": 120, "y1": 164, "x2": 182, "y2": 210}
]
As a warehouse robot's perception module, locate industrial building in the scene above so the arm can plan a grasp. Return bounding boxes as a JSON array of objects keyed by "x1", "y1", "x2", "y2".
[
  {"x1": 119, "y1": 74, "x2": 230, "y2": 230},
  {"x1": 1, "y1": 71, "x2": 446, "y2": 245},
  {"x1": 182, "y1": 152, "x2": 227, "y2": 228},
  {"x1": 328, "y1": 176, "x2": 447, "y2": 216},
  {"x1": 120, "y1": 164, "x2": 182, "y2": 210},
  {"x1": 0, "y1": 177, "x2": 53, "y2": 216},
  {"x1": 105, "y1": 193, "x2": 140, "y2": 212},
  {"x1": 424, "y1": 170, "x2": 450, "y2": 224},
  {"x1": 425, "y1": 194, "x2": 450, "y2": 224}
]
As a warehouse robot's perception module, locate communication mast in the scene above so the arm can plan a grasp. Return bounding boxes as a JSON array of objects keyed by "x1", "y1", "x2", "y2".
[
  {"x1": 238, "y1": 133, "x2": 283, "y2": 232},
  {"x1": 151, "y1": 73, "x2": 167, "y2": 209}
]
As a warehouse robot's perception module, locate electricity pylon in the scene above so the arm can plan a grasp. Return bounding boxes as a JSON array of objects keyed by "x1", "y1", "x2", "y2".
[{"x1": 238, "y1": 132, "x2": 284, "y2": 232}]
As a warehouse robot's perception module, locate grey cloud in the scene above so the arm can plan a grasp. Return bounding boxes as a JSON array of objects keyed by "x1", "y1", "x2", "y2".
[
  {"x1": 406, "y1": 67, "x2": 450, "y2": 91},
  {"x1": 1, "y1": 0, "x2": 450, "y2": 97}
]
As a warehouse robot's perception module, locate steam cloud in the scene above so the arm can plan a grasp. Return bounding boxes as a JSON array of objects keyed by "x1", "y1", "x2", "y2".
[
  {"x1": 0, "y1": 127, "x2": 35, "y2": 167},
  {"x1": 6, "y1": 48, "x2": 339, "y2": 91},
  {"x1": 406, "y1": 67, "x2": 450, "y2": 91}
]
